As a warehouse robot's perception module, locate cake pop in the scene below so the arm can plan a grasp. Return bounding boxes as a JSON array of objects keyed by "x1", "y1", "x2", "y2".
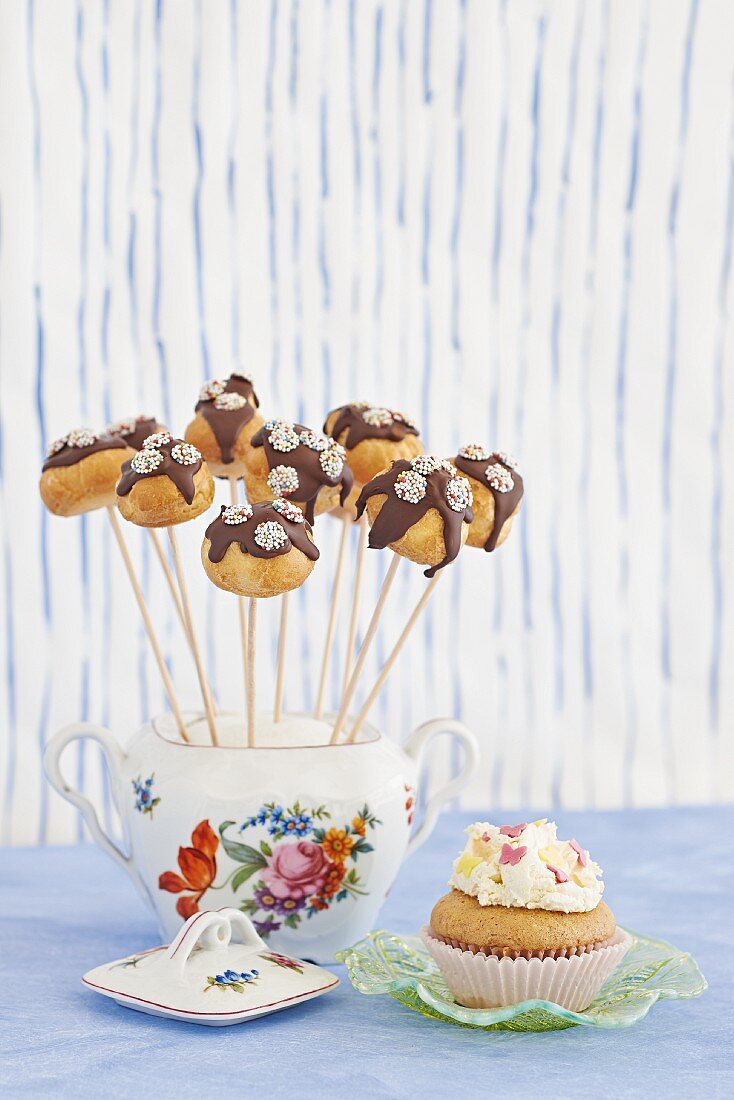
[
  {"x1": 39, "y1": 428, "x2": 133, "y2": 516},
  {"x1": 107, "y1": 415, "x2": 167, "y2": 452},
  {"x1": 323, "y1": 402, "x2": 423, "y2": 512},
  {"x1": 39, "y1": 426, "x2": 188, "y2": 739},
  {"x1": 184, "y1": 373, "x2": 262, "y2": 478},
  {"x1": 355, "y1": 455, "x2": 474, "y2": 577},
  {"x1": 202, "y1": 499, "x2": 319, "y2": 598},
  {"x1": 451, "y1": 445, "x2": 524, "y2": 551},
  {"x1": 244, "y1": 419, "x2": 353, "y2": 524},
  {"x1": 116, "y1": 433, "x2": 215, "y2": 527}
]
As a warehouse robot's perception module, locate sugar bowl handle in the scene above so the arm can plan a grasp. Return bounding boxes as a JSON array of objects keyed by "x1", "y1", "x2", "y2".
[
  {"x1": 403, "y1": 718, "x2": 479, "y2": 858},
  {"x1": 43, "y1": 723, "x2": 145, "y2": 898},
  {"x1": 166, "y1": 908, "x2": 266, "y2": 975}
]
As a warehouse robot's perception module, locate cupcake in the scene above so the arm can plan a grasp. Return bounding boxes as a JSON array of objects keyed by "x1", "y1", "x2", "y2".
[{"x1": 421, "y1": 820, "x2": 630, "y2": 1011}]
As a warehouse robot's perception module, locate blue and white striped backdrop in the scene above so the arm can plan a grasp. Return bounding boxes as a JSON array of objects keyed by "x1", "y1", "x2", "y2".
[{"x1": 1, "y1": 0, "x2": 733, "y2": 845}]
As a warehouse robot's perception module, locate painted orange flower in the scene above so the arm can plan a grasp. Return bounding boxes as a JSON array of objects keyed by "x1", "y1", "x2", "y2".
[
  {"x1": 322, "y1": 827, "x2": 354, "y2": 863},
  {"x1": 159, "y1": 820, "x2": 219, "y2": 920},
  {"x1": 320, "y1": 862, "x2": 346, "y2": 898},
  {"x1": 351, "y1": 816, "x2": 366, "y2": 837},
  {"x1": 309, "y1": 896, "x2": 329, "y2": 911}
]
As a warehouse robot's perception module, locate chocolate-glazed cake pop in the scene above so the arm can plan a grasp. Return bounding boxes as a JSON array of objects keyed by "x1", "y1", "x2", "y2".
[
  {"x1": 452, "y1": 445, "x2": 524, "y2": 551},
  {"x1": 323, "y1": 402, "x2": 423, "y2": 511},
  {"x1": 202, "y1": 498, "x2": 319, "y2": 598},
  {"x1": 244, "y1": 419, "x2": 354, "y2": 524},
  {"x1": 116, "y1": 432, "x2": 214, "y2": 527},
  {"x1": 184, "y1": 373, "x2": 263, "y2": 478},
  {"x1": 107, "y1": 415, "x2": 166, "y2": 452},
  {"x1": 40, "y1": 428, "x2": 133, "y2": 516},
  {"x1": 356, "y1": 456, "x2": 474, "y2": 577}
]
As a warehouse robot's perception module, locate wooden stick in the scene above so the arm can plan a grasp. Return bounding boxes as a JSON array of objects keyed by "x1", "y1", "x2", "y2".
[
  {"x1": 150, "y1": 527, "x2": 218, "y2": 716},
  {"x1": 346, "y1": 572, "x2": 442, "y2": 743},
  {"x1": 167, "y1": 526, "x2": 219, "y2": 746},
  {"x1": 247, "y1": 597, "x2": 257, "y2": 746},
  {"x1": 329, "y1": 553, "x2": 401, "y2": 744},
  {"x1": 229, "y1": 476, "x2": 249, "y2": 739},
  {"x1": 314, "y1": 514, "x2": 350, "y2": 719},
  {"x1": 148, "y1": 529, "x2": 189, "y2": 642},
  {"x1": 273, "y1": 592, "x2": 289, "y2": 723},
  {"x1": 342, "y1": 515, "x2": 368, "y2": 693},
  {"x1": 106, "y1": 507, "x2": 188, "y2": 742}
]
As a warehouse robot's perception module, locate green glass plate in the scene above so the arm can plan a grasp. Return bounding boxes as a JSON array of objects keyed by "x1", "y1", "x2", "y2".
[{"x1": 335, "y1": 929, "x2": 706, "y2": 1032}]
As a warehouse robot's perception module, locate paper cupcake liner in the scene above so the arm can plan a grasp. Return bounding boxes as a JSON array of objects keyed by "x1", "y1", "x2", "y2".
[
  {"x1": 429, "y1": 931, "x2": 618, "y2": 960},
  {"x1": 420, "y1": 926, "x2": 631, "y2": 1012}
]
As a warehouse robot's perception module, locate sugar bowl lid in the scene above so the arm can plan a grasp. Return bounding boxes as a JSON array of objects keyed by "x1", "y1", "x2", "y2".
[{"x1": 83, "y1": 907, "x2": 339, "y2": 1026}]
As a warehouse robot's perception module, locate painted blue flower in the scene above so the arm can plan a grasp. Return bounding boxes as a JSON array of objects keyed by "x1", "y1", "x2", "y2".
[
  {"x1": 224, "y1": 970, "x2": 240, "y2": 982},
  {"x1": 295, "y1": 813, "x2": 311, "y2": 835},
  {"x1": 270, "y1": 805, "x2": 284, "y2": 822},
  {"x1": 256, "y1": 808, "x2": 269, "y2": 825},
  {"x1": 239, "y1": 815, "x2": 257, "y2": 831},
  {"x1": 132, "y1": 774, "x2": 160, "y2": 816}
]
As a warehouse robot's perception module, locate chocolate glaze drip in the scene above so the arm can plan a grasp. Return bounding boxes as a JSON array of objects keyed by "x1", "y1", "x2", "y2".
[
  {"x1": 195, "y1": 373, "x2": 259, "y2": 466},
  {"x1": 453, "y1": 452, "x2": 524, "y2": 552},
  {"x1": 251, "y1": 423, "x2": 354, "y2": 525},
  {"x1": 355, "y1": 459, "x2": 473, "y2": 578},
  {"x1": 110, "y1": 416, "x2": 162, "y2": 451},
  {"x1": 42, "y1": 433, "x2": 127, "y2": 472},
  {"x1": 116, "y1": 437, "x2": 203, "y2": 506},
  {"x1": 326, "y1": 403, "x2": 419, "y2": 450},
  {"x1": 205, "y1": 502, "x2": 320, "y2": 563}
]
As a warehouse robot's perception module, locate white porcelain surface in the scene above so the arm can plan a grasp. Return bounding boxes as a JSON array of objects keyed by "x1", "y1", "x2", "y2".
[
  {"x1": 82, "y1": 907, "x2": 339, "y2": 1026},
  {"x1": 45, "y1": 711, "x2": 478, "y2": 961}
]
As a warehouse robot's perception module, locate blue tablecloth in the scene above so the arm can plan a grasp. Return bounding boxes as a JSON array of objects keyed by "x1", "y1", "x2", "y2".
[{"x1": 2, "y1": 807, "x2": 731, "y2": 1099}]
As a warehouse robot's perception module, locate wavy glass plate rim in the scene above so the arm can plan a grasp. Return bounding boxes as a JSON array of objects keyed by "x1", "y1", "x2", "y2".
[{"x1": 335, "y1": 927, "x2": 706, "y2": 1031}]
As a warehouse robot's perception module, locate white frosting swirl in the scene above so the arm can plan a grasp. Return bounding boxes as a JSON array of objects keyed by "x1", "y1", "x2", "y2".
[{"x1": 449, "y1": 820, "x2": 604, "y2": 913}]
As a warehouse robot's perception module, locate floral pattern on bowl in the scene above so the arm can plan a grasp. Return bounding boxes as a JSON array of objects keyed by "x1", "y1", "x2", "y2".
[
  {"x1": 132, "y1": 774, "x2": 160, "y2": 816},
  {"x1": 204, "y1": 968, "x2": 260, "y2": 994},
  {"x1": 158, "y1": 804, "x2": 382, "y2": 936},
  {"x1": 336, "y1": 929, "x2": 706, "y2": 1032}
]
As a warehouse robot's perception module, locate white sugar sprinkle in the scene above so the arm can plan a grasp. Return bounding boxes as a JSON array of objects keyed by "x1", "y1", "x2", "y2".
[
  {"x1": 485, "y1": 463, "x2": 514, "y2": 493},
  {"x1": 458, "y1": 443, "x2": 492, "y2": 462},
  {"x1": 268, "y1": 465, "x2": 299, "y2": 496},
  {"x1": 272, "y1": 498, "x2": 305, "y2": 523},
  {"x1": 268, "y1": 424, "x2": 300, "y2": 452},
  {"x1": 222, "y1": 503, "x2": 253, "y2": 525},
  {"x1": 299, "y1": 428, "x2": 329, "y2": 452},
  {"x1": 446, "y1": 475, "x2": 473, "y2": 512},
  {"x1": 214, "y1": 392, "x2": 248, "y2": 412},
  {"x1": 495, "y1": 450, "x2": 520, "y2": 472},
  {"x1": 66, "y1": 428, "x2": 98, "y2": 448},
  {"x1": 199, "y1": 379, "x2": 226, "y2": 401},
  {"x1": 319, "y1": 444, "x2": 345, "y2": 479},
  {"x1": 254, "y1": 520, "x2": 288, "y2": 551},
  {"x1": 394, "y1": 469, "x2": 427, "y2": 504},
  {"x1": 142, "y1": 431, "x2": 173, "y2": 449},
  {"x1": 171, "y1": 442, "x2": 201, "y2": 466},
  {"x1": 131, "y1": 448, "x2": 164, "y2": 475}
]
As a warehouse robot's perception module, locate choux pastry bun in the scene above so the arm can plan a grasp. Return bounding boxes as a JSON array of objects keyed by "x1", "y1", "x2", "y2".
[
  {"x1": 356, "y1": 456, "x2": 474, "y2": 577},
  {"x1": 202, "y1": 498, "x2": 319, "y2": 598},
  {"x1": 116, "y1": 432, "x2": 214, "y2": 527},
  {"x1": 106, "y1": 415, "x2": 167, "y2": 452},
  {"x1": 451, "y1": 445, "x2": 524, "y2": 551},
  {"x1": 323, "y1": 402, "x2": 423, "y2": 514},
  {"x1": 40, "y1": 428, "x2": 133, "y2": 517},
  {"x1": 184, "y1": 373, "x2": 263, "y2": 478},
  {"x1": 244, "y1": 419, "x2": 354, "y2": 524}
]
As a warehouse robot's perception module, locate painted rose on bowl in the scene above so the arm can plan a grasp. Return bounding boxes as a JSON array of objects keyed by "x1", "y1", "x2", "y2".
[{"x1": 261, "y1": 840, "x2": 332, "y2": 899}]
